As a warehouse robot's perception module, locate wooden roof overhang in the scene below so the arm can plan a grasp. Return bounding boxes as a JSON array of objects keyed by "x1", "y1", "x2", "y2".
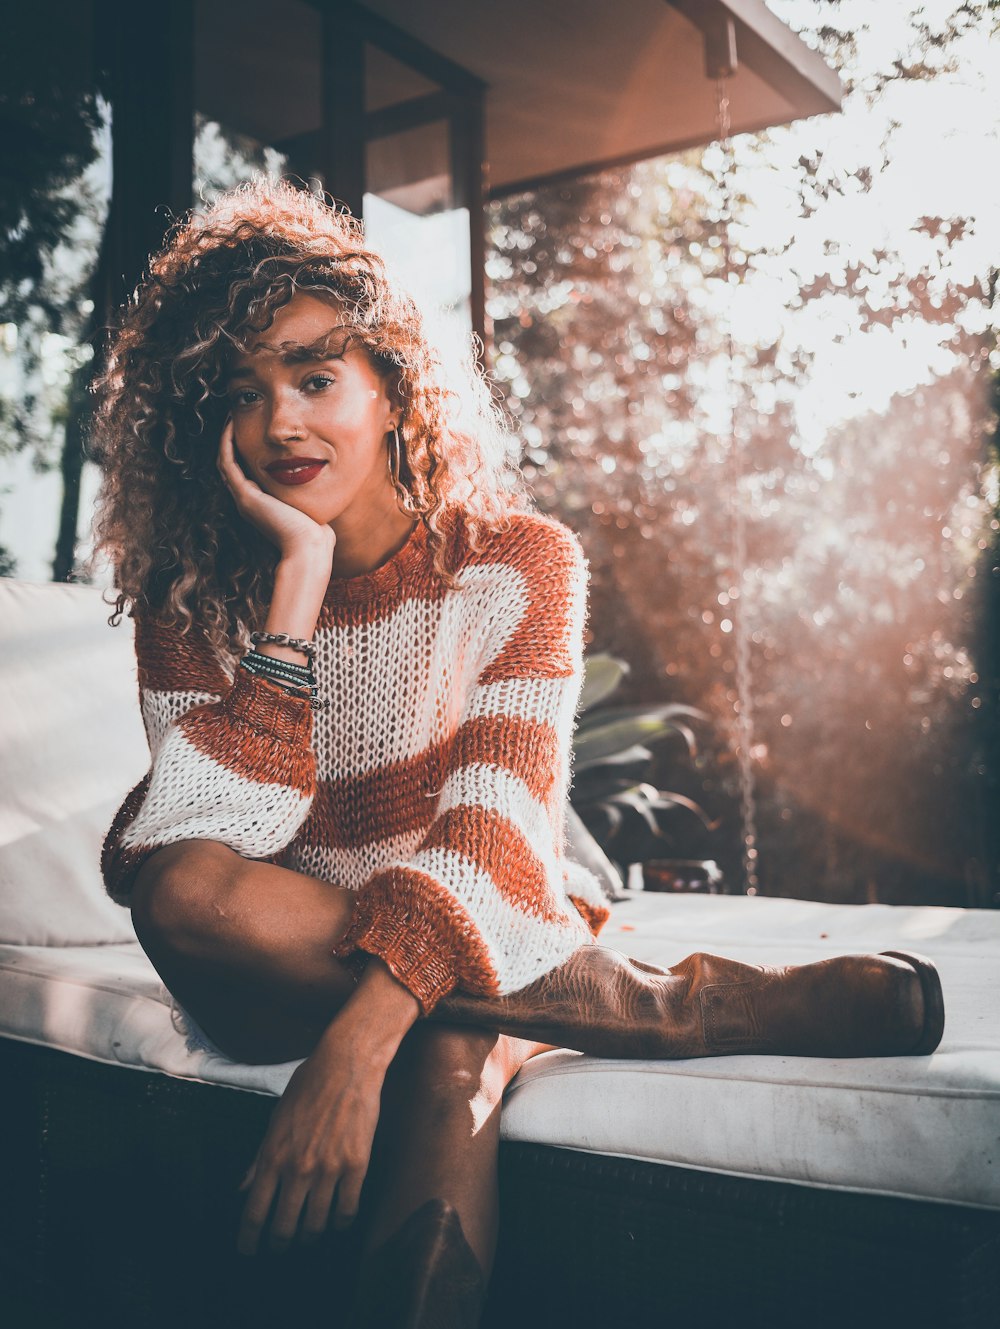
[{"x1": 350, "y1": 0, "x2": 842, "y2": 198}]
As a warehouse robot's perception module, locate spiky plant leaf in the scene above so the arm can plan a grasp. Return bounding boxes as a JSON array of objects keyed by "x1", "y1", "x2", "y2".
[{"x1": 578, "y1": 653, "x2": 629, "y2": 713}]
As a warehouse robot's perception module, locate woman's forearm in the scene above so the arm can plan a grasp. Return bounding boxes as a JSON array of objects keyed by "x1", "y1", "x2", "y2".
[
  {"x1": 319, "y1": 957, "x2": 421, "y2": 1073},
  {"x1": 258, "y1": 546, "x2": 334, "y2": 665}
]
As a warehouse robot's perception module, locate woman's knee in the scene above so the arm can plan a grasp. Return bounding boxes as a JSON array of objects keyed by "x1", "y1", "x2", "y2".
[
  {"x1": 130, "y1": 839, "x2": 241, "y2": 952},
  {"x1": 393, "y1": 1025, "x2": 513, "y2": 1113}
]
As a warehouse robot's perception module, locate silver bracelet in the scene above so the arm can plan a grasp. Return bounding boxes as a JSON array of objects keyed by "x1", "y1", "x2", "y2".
[{"x1": 250, "y1": 630, "x2": 316, "y2": 660}]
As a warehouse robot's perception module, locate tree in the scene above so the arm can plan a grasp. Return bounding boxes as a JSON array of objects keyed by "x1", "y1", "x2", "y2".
[{"x1": 487, "y1": 0, "x2": 998, "y2": 904}]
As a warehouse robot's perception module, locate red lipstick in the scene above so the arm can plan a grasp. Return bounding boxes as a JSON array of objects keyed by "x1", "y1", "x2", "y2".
[{"x1": 265, "y1": 458, "x2": 327, "y2": 487}]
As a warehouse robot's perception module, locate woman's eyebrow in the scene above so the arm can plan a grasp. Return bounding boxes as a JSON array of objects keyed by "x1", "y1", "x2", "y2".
[
  {"x1": 225, "y1": 345, "x2": 349, "y2": 384},
  {"x1": 226, "y1": 335, "x2": 353, "y2": 380}
]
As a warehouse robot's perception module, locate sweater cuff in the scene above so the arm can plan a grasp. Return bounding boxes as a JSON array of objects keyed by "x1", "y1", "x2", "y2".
[
  {"x1": 223, "y1": 668, "x2": 312, "y2": 744},
  {"x1": 333, "y1": 870, "x2": 472, "y2": 1015}
]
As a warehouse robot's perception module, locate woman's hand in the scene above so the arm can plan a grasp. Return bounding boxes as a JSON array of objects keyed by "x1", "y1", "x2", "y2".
[
  {"x1": 236, "y1": 960, "x2": 420, "y2": 1256},
  {"x1": 237, "y1": 1032, "x2": 384, "y2": 1256},
  {"x1": 217, "y1": 417, "x2": 336, "y2": 565}
]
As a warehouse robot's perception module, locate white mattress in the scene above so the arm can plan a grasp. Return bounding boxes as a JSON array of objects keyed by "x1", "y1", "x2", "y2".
[{"x1": 2, "y1": 890, "x2": 998, "y2": 1209}]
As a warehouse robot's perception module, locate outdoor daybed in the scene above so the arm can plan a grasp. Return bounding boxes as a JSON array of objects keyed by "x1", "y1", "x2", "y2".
[{"x1": 2, "y1": 576, "x2": 999, "y2": 1329}]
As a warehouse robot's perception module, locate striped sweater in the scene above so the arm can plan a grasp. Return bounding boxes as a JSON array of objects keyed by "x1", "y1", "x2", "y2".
[{"x1": 102, "y1": 509, "x2": 611, "y2": 1014}]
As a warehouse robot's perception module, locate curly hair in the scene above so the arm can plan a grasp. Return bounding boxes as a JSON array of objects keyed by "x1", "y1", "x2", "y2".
[{"x1": 88, "y1": 177, "x2": 525, "y2": 661}]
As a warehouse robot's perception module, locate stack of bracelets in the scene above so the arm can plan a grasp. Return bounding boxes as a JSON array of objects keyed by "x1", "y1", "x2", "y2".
[{"x1": 239, "y1": 631, "x2": 327, "y2": 710}]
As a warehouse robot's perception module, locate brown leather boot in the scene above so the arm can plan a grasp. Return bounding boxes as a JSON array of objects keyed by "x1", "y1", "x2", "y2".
[
  {"x1": 432, "y1": 945, "x2": 944, "y2": 1060},
  {"x1": 346, "y1": 1198, "x2": 488, "y2": 1329}
]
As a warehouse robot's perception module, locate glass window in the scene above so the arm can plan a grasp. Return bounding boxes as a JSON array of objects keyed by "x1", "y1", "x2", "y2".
[{"x1": 363, "y1": 45, "x2": 473, "y2": 362}]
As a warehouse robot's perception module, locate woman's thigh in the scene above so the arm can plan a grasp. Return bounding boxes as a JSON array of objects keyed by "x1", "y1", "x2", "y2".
[{"x1": 130, "y1": 838, "x2": 361, "y2": 1062}]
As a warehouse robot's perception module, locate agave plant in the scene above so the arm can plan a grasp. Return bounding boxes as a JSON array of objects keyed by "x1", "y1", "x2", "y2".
[{"x1": 567, "y1": 653, "x2": 721, "y2": 896}]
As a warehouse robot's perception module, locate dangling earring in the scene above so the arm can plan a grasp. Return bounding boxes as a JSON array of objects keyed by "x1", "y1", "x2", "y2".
[{"x1": 387, "y1": 425, "x2": 418, "y2": 515}]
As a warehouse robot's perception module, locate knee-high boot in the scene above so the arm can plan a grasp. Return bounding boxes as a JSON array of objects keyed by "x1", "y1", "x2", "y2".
[
  {"x1": 431, "y1": 946, "x2": 945, "y2": 1060},
  {"x1": 346, "y1": 1198, "x2": 488, "y2": 1329}
]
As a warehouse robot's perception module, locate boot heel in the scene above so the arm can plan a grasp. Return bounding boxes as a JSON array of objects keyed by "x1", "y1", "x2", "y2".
[{"x1": 879, "y1": 951, "x2": 945, "y2": 1055}]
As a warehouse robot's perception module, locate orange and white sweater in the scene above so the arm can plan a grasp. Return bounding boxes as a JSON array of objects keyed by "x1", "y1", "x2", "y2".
[{"x1": 102, "y1": 510, "x2": 611, "y2": 1014}]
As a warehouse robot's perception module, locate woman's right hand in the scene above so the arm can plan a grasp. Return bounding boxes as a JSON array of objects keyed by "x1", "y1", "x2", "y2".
[{"x1": 217, "y1": 417, "x2": 336, "y2": 567}]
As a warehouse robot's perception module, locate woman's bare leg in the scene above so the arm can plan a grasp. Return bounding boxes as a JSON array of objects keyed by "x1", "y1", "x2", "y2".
[
  {"x1": 130, "y1": 839, "x2": 361, "y2": 1063},
  {"x1": 349, "y1": 1025, "x2": 553, "y2": 1327},
  {"x1": 134, "y1": 841, "x2": 556, "y2": 1326},
  {"x1": 132, "y1": 838, "x2": 943, "y2": 1069}
]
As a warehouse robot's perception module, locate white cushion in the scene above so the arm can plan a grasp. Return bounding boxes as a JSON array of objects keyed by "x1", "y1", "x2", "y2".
[
  {"x1": 0, "y1": 579, "x2": 145, "y2": 945},
  {"x1": 502, "y1": 891, "x2": 1000, "y2": 1210},
  {"x1": 1, "y1": 890, "x2": 998, "y2": 1209}
]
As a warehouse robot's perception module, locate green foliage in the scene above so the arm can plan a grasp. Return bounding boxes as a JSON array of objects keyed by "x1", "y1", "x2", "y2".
[{"x1": 571, "y1": 653, "x2": 719, "y2": 873}]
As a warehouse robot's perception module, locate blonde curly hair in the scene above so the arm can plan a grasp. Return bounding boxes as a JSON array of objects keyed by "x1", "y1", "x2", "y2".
[{"x1": 89, "y1": 177, "x2": 525, "y2": 660}]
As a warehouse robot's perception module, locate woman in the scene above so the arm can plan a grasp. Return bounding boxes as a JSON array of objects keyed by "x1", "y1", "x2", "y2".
[{"x1": 93, "y1": 179, "x2": 943, "y2": 1327}]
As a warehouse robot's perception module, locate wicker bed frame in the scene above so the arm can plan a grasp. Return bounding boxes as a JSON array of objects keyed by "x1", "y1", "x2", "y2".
[{"x1": 4, "y1": 1036, "x2": 998, "y2": 1329}]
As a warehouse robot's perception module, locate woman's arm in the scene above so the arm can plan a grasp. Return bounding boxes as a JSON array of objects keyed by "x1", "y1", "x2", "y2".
[
  {"x1": 100, "y1": 611, "x2": 318, "y2": 899},
  {"x1": 102, "y1": 422, "x2": 334, "y2": 900}
]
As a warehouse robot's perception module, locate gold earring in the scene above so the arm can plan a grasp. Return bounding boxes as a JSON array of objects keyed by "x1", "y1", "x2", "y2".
[{"x1": 388, "y1": 426, "x2": 418, "y2": 514}]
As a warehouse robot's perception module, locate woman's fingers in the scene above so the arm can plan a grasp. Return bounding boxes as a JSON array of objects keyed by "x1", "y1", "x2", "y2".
[
  {"x1": 215, "y1": 415, "x2": 336, "y2": 565},
  {"x1": 300, "y1": 1173, "x2": 339, "y2": 1243},
  {"x1": 239, "y1": 1166, "x2": 359, "y2": 1253},
  {"x1": 237, "y1": 1163, "x2": 279, "y2": 1256},
  {"x1": 334, "y1": 1163, "x2": 366, "y2": 1230},
  {"x1": 267, "y1": 1174, "x2": 314, "y2": 1253},
  {"x1": 217, "y1": 417, "x2": 258, "y2": 506},
  {"x1": 217, "y1": 416, "x2": 236, "y2": 485}
]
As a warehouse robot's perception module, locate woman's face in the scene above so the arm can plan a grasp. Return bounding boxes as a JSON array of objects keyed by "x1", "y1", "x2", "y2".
[{"x1": 224, "y1": 293, "x2": 400, "y2": 530}]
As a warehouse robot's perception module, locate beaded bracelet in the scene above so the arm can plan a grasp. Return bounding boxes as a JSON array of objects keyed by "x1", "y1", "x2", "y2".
[
  {"x1": 239, "y1": 652, "x2": 329, "y2": 710},
  {"x1": 243, "y1": 649, "x2": 313, "y2": 682},
  {"x1": 250, "y1": 630, "x2": 316, "y2": 660},
  {"x1": 242, "y1": 668, "x2": 327, "y2": 713}
]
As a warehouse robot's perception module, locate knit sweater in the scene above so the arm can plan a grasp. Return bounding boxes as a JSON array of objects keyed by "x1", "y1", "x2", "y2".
[{"x1": 102, "y1": 509, "x2": 611, "y2": 1014}]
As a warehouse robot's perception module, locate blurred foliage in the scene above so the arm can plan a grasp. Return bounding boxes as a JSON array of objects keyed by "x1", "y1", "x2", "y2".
[
  {"x1": 0, "y1": 4, "x2": 108, "y2": 456},
  {"x1": 571, "y1": 652, "x2": 719, "y2": 874},
  {"x1": 488, "y1": 0, "x2": 999, "y2": 906},
  {"x1": 0, "y1": 1, "x2": 110, "y2": 578}
]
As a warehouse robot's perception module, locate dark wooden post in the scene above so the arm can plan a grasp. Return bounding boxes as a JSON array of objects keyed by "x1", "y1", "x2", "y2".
[
  {"x1": 52, "y1": 0, "x2": 193, "y2": 582},
  {"x1": 100, "y1": 0, "x2": 194, "y2": 308},
  {"x1": 322, "y1": 4, "x2": 366, "y2": 219},
  {"x1": 451, "y1": 87, "x2": 488, "y2": 352}
]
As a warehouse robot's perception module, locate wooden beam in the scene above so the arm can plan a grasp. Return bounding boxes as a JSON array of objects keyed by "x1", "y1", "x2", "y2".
[
  {"x1": 666, "y1": 0, "x2": 842, "y2": 112},
  {"x1": 366, "y1": 91, "x2": 460, "y2": 143},
  {"x1": 310, "y1": 0, "x2": 486, "y2": 99}
]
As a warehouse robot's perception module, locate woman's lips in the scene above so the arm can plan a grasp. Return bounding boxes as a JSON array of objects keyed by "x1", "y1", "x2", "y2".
[{"x1": 264, "y1": 459, "x2": 327, "y2": 487}]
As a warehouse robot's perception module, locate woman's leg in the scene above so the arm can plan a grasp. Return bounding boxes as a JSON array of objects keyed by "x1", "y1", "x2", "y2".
[
  {"x1": 132, "y1": 839, "x2": 944, "y2": 1068},
  {"x1": 130, "y1": 838, "x2": 361, "y2": 1063},
  {"x1": 348, "y1": 1025, "x2": 553, "y2": 1327}
]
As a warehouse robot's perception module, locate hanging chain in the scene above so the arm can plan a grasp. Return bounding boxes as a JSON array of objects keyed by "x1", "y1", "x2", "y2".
[{"x1": 714, "y1": 75, "x2": 760, "y2": 895}]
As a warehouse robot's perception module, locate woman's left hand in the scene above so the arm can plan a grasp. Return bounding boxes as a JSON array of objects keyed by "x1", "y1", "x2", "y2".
[{"x1": 236, "y1": 1031, "x2": 385, "y2": 1255}]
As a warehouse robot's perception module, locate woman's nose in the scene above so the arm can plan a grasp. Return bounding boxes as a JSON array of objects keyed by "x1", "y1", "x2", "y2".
[{"x1": 266, "y1": 392, "x2": 305, "y2": 444}]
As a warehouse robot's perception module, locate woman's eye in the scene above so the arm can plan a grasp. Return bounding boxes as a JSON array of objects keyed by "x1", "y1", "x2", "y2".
[
  {"x1": 230, "y1": 389, "x2": 260, "y2": 409},
  {"x1": 305, "y1": 374, "x2": 335, "y2": 392}
]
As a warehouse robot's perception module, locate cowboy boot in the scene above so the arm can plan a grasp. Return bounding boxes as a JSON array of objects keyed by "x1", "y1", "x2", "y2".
[
  {"x1": 346, "y1": 1198, "x2": 488, "y2": 1329},
  {"x1": 432, "y1": 945, "x2": 944, "y2": 1060}
]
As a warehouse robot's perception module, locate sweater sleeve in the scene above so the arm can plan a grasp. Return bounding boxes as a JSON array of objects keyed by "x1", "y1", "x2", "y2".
[
  {"x1": 332, "y1": 517, "x2": 611, "y2": 1015},
  {"x1": 101, "y1": 610, "x2": 316, "y2": 902}
]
